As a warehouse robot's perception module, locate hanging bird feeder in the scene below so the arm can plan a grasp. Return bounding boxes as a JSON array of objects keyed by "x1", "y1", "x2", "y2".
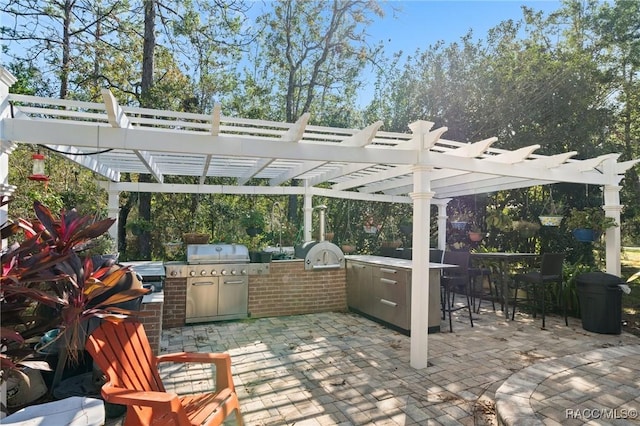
[{"x1": 28, "y1": 153, "x2": 49, "y2": 182}]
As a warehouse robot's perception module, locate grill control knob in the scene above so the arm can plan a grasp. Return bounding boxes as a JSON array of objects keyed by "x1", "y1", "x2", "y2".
[
  {"x1": 200, "y1": 270, "x2": 207, "y2": 276},
  {"x1": 230, "y1": 270, "x2": 237, "y2": 275},
  {"x1": 210, "y1": 270, "x2": 217, "y2": 276},
  {"x1": 240, "y1": 269, "x2": 247, "y2": 275},
  {"x1": 221, "y1": 269, "x2": 228, "y2": 275},
  {"x1": 170, "y1": 270, "x2": 178, "y2": 277},
  {"x1": 189, "y1": 271, "x2": 196, "y2": 277}
]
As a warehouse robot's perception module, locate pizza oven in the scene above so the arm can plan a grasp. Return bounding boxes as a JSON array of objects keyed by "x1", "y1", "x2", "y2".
[{"x1": 294, "y1": 205, "x2": 345, "y2": 271}]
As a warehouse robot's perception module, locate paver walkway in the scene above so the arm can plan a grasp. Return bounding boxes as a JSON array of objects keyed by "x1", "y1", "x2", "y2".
[{"x1": 107, "y1": 307, "x2": 639, "y2": 425}]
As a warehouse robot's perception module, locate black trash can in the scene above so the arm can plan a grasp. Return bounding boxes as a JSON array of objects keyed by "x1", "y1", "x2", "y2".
[{"x1": 576, "y1": 272, "x2": 623, "y2": 334}]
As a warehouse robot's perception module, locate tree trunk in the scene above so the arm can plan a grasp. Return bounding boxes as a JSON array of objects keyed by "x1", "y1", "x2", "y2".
[
  {"x1": 59, "y1": 0, "x2": 73, "y2": 99},
  {"x1": 136, "y1": 0, "x2": 156, "y2": 259},
  {"x1": 138, "y1": 175, "x2": 152, "y2": 260}
]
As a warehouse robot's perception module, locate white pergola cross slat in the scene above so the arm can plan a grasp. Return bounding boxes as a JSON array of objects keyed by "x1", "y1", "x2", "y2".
[{"x1": 1, "y1": 69, "x2": 638, "y2": 370}]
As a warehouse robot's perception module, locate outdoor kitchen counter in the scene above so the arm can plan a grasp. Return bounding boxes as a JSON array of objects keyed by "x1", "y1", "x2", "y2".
[
  {"x1": 345, "y1": 254, "x2": 456, "y2": 270},
  {"x1": 345, "y1": 255, "x2": 448, "y2": 333}
]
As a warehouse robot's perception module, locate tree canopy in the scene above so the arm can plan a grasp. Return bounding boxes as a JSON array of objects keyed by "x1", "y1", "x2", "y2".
[{"x1": 3, "y1": 0, "x2": 640, "y2": 260}]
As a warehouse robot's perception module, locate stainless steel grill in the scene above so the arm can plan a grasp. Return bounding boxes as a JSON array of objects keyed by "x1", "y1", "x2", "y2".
[
  {"x1": 165, "y1": 244, "x2": 254, "y2": 324},
  {"x1": 120, "y1": 261, "x2": 165, "y2": 293}
]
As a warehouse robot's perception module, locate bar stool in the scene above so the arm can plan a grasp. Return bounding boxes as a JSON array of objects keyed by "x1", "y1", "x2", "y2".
[
  {"x1": 440, "y1": 251, "x2": 474, "y2": 332},
  {"x1": 511, "y1": 252, "x2": 566, "y2": 328},
  {"x1": 469, "y1": 263, "x2": 496, "y2": 313}
]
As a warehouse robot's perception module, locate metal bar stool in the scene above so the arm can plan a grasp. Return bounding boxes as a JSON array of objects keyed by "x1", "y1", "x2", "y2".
[
  {"x1": 511, "y1": 252, "x2": 566, "y2": 328},
  {"x1": 440, "y1": 251, "x2": 475, "y2": 332}
]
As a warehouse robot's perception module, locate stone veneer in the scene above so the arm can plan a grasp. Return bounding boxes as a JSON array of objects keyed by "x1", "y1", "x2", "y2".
[{"x1": 162, "y1": 260, "x2": 347, "y2": 329}]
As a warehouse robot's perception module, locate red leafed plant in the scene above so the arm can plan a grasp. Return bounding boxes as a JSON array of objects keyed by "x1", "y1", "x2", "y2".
[{"x1": 1, "y1": 197, "x2": 149, "y2": 375}]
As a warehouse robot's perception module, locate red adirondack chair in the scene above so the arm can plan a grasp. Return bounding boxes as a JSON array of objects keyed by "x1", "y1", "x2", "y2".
[{"x1": 85, "y1": 320, "x2": 243, "y2": 426}]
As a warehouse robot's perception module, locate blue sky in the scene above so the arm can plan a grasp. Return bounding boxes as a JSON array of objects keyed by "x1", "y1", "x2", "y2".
[
  {"x1": 371, "y1": 1, "x2": 562, "y2": 52},
  {"x1": 357, "y1": 0, "x2": 564, "y2": 105}
]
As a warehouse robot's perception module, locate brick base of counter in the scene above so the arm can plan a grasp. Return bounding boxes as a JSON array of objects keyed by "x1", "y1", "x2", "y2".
[
  {"x1": 248, "y1": 260, "x2": 347, "y2": 318},
  {"x1": 162, "y1": 277, "x2": 187, "y2": 329},
  {"x1": 140, "y1": 299, "x2": 163, "y2": 355},
  {"x1": 162, "y1": 262, "x2": 347, "y2": 328}
]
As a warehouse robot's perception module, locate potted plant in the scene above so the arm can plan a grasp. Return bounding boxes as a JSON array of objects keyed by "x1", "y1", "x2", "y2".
[
  {"x1": 0, "y1": 199, "x2": 149, "y2": 407},
  {"x1": 468, "y1": 223, "x2": 484, "y2": 242},
  {"x1": 511, "y1": 220, "x2": 540, "y2": 238},
  {"x1": 340, "y1": 239, "x2": 356, "y2": 254},
  {"x1": 241, "y1": 210, "x2": 265, "y2": 237},
  {"x1": 565, "y1": 207, "x2": 617, "y2": 242},
  {"x1": 380, "y1": 238, "x2": 402, "y2": 248},
  {"x1": 450, "y1": 212, "x2": 470, "y2": 230},
  {"x1": 183, "y1": 232, "x2": 209, "y2": 244},
  {"x1": 538, "y1": 196, "x2": 564, "y2": 227}
]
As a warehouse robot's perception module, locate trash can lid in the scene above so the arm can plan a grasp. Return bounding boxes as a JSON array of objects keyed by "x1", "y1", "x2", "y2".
[{"x1": 577, "y1": 271, "x2": 623, "y2": 286}]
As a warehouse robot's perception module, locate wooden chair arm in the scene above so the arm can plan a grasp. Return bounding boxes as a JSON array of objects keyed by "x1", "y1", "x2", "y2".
[
  {"x1": 156, "y1": 352, "x2": 235, "y2": 392},
  {"x1": 156, "y1": 351, "x2": 231, "y2": 365},
  {"x1": 101, "y1": 384, "x2": 179, "y2": 408}
]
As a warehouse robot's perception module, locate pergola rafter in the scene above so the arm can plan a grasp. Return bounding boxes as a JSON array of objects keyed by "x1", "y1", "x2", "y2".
[{"x1": 1, "y1": 69, "x2": 638, "y2": 370}]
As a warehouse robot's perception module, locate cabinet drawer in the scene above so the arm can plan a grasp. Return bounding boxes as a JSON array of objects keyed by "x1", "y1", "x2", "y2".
[
  {"x1": 376, "y1": 297, "x2": 410, "y2": 329},
  {"x1": 374, "y1": 268, "x2": 409, "y2": 306},
  {"x1": 376, "y1": 276, "x2": 408, "y2": 305}
]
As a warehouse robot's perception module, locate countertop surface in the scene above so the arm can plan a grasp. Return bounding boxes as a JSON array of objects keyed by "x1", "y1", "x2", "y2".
[{"x1": 345, "y1": 255, "x2": 456, "y2": 270}]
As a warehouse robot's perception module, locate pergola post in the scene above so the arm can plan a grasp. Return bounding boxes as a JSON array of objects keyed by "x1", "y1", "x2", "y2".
[
  {"x1": 0, "y1": 68, "x2": 17, "y2": 253},
  {"x1": 410, "y1": 164, "x2": 434, "y2": 369},
  {"x1": 436, "y1": 199, "x2": 450, "y2": 250},
  {"x1": 603, "y1": 184, "x2": 623, "y2": 276},
  {"x1": 303, "y1": 187, "x2": 313, "y2": 242}
]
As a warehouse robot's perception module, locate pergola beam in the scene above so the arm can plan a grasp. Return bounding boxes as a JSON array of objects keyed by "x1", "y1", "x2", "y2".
[{"x1": 101, "y1": 89, "x2": 163, "y2": 183}]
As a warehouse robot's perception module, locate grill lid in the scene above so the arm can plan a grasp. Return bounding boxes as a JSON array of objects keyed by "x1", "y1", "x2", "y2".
[
  {"x1": 187, "y1": 244, "x2": 250, "y2": 264},
  {"x1": 120, "y1": 261, "x2": 166, "y2": 278}
]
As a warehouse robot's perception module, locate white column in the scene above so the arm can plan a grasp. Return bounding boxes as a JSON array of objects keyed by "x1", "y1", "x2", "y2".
[
  {"x1": 603, "y1": 185, "x2": 622, "y2": 276},
  {"x1": 107, "y1": 187, "x2": 120, "y2": 248},
  {"x1": 0, "y1": 66, "x2": 17, "y2": 420},
  {"x1": 437, "y1": 199, "x2": 451, "y2": 250},
  {"x1": 410, "y1": 164, "x2": 434, "y2": 369},
  {"x1": 303, "y1": 189, "x2": 313, "y2": 242},
  {"x1": 1, "y1": 67, "x2": 17, "y2": 254}
]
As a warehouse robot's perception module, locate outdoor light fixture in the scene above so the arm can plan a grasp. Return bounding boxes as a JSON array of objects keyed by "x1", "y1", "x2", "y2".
[{"x1": 28, "y1": 152, "x2": 49, "y2": 182}]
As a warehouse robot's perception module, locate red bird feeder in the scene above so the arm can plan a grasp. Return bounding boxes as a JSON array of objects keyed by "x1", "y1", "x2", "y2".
[{"x1": 28, "y1": 153, "x2": 49, "y2": 182}]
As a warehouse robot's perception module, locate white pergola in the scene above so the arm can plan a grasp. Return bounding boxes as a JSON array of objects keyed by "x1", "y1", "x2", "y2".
[{"x1": 1, "y1": 67, "x2": 638, "y2": 368}]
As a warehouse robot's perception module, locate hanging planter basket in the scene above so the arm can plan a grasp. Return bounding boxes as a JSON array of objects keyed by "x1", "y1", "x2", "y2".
[
  {"x1": 539, "y1": 191, "x2": 564, "y2": 227},
  {"x1": 381, "y1": 239, "x2": 402, "y2": 248},
  {"x1": 450, "y1": 221, "x2": 468, "y2": 230},
  {"x1": 183, "y1": 233, "x2": 209, "y2": 244},
  {"x1": 539, "y1": 215, "x2": 564, "y2": 227},
  {"x1": 572, "y1": 228, "x2": 599, "y2": 243},
  {"x1": 341, "y1": 244, "x2": 356, "y2": 254},
  {"x1": 468, "y1": 231, "x2": 484, "y2": 242}
]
